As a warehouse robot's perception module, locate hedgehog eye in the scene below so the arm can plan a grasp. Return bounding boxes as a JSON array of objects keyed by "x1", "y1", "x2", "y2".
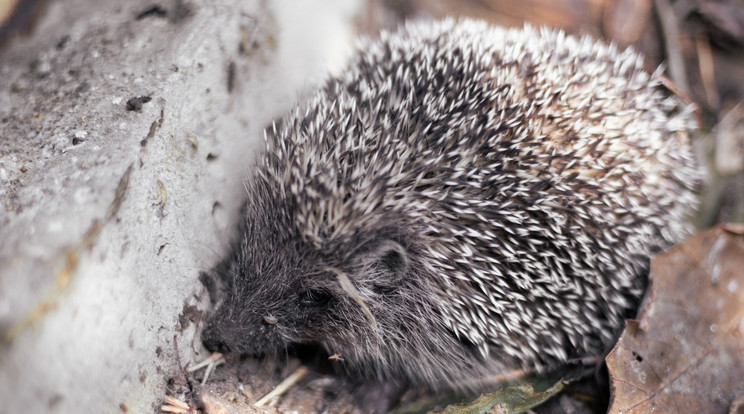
[{"x1": 299, "y1": 289, "x2": 333, "y2": 307}]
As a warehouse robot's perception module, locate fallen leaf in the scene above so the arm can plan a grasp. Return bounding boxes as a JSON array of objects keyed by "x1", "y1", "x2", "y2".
[
  {"x1": 201, "y1": 391, "x2": 231, "y2": 414},
  {"x1": 449, "y1": 380, "x2": 564, "y2": 414},
  {"x1": 606, "y1": 225, "x2": 744, "y2": 413}
]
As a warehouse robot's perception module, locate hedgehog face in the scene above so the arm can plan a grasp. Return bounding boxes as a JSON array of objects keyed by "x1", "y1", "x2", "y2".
[
  {"x1": 200, "y1": 181, "x2": 490, "y2": 385},
  {"x1": 200, "y1": 221, "x2": 413, "y2": 358},
  {"x1": 200, "y1": 241, "x2": 312, "y2": 355}
]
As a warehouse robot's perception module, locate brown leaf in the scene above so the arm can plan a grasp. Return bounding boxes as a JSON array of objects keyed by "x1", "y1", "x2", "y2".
[
  {"x1": 426, "y1": 380, "x2": 566, "y2": 414},
  {"x1": 606, "y1": 225, "x2": 744, "y2": 413},
  {"x1": 201, "y1": 391, "x2": 232, "y2": 414},
  {"x1": 723, "y1": 223, "x2": 744, "y2": 235}
]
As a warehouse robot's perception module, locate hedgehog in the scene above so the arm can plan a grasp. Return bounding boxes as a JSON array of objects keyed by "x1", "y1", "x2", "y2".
[{"x1": 201, "y1": 18, "x2": 700, "y2": 389}]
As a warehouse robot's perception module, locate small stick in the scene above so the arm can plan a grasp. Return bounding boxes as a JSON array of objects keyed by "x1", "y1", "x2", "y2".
[
  {"x1": 654, "y1": 0, "x2": 690, "y2": 95},
  {"x1": 695, "y1": 34, "x2": 719, "y2": 109},
  {"x1": 253, "y1": 365, "x2": 309, "y2": 407},
  {"x1": 160, "y1": 406, "x2": 188, "y2": 414},
  {"x1": 659, "y1": 74, "x2": 695, "y2": 106},
  {"x1": 187, "y1": 352, "x2": 224, "y2": 372},
  {"x1": 160, "y1": 396, "x2": 190, "y2": 413},
  {"x1": 201, "y1": 358, "x2": 218, "y2": 386},
  {"x1": 164, "y1": 396, "x2": 190, "y2": 410},
  {"x1": 187, "y1": 352, "x2": 224, "y2": 385}
]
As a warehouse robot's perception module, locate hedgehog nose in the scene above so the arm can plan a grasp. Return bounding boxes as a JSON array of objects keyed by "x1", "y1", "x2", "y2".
[{"x1": 201, "y1": 323, "x2": 231, "y2": 354}]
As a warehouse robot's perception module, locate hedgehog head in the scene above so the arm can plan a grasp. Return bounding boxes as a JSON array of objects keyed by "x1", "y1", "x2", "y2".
[
  {"x1": 201, "y1": 238, "x2": 411, "y2": 357},
  {"x1": 202, "y1": 172, "x2": 416, "y2": 359},
  {"x1": 200, "y1": 162, "x2": 485, "y2": 385}
]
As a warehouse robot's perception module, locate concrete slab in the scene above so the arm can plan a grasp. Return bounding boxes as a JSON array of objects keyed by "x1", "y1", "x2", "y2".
[{"x1": 0, "y1": 0, "x2": 360, "y2": 412}]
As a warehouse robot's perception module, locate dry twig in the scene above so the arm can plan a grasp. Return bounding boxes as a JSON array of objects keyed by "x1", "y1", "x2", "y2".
[
  {"x1": 160, "y1": 396, "x2": 192, "y2": 413},
  {"x1": 253, "y1": 365, "x2": 309, "y2": 407},
  {"x1": 188, "y1": 352, "x2": 225, "y2": 385},
  {"x1": 696, "y1": 34, "x2": 719, "y2": 109},
  {"x1": 654, "y1": 0, "x2": 690, "y2": 95}
]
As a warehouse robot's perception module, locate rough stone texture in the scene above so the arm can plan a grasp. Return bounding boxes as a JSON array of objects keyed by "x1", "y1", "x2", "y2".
[{"x1": 0, "y1": 0, "x2": 360, "y2": 412}]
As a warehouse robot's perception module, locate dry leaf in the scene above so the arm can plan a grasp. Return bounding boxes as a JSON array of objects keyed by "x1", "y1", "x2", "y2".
[
  {"x1": 201, "y1": 389, "x2": 236, "y2": 414},
  {"x1": 607, "y1": 225, "x2": 744, "y2": 413}
]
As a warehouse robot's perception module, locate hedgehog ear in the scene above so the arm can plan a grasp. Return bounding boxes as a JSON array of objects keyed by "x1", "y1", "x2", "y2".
[{"x1": 358, "y1": 240, "x2": 409, "y2": 291}]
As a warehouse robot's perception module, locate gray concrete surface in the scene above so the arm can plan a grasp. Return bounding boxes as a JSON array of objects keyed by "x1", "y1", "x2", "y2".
[{"x1": 0, "y1": 0, "x2": 361, "y2": 412}]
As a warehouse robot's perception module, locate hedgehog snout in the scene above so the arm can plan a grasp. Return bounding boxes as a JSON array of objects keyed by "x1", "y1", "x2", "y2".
[
  {"x1": 201, "y1": 319, "x2": 232, "y2": 354},
  {"x1": 201, "y1": 307, "x2": 290, "y2": 355}
]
